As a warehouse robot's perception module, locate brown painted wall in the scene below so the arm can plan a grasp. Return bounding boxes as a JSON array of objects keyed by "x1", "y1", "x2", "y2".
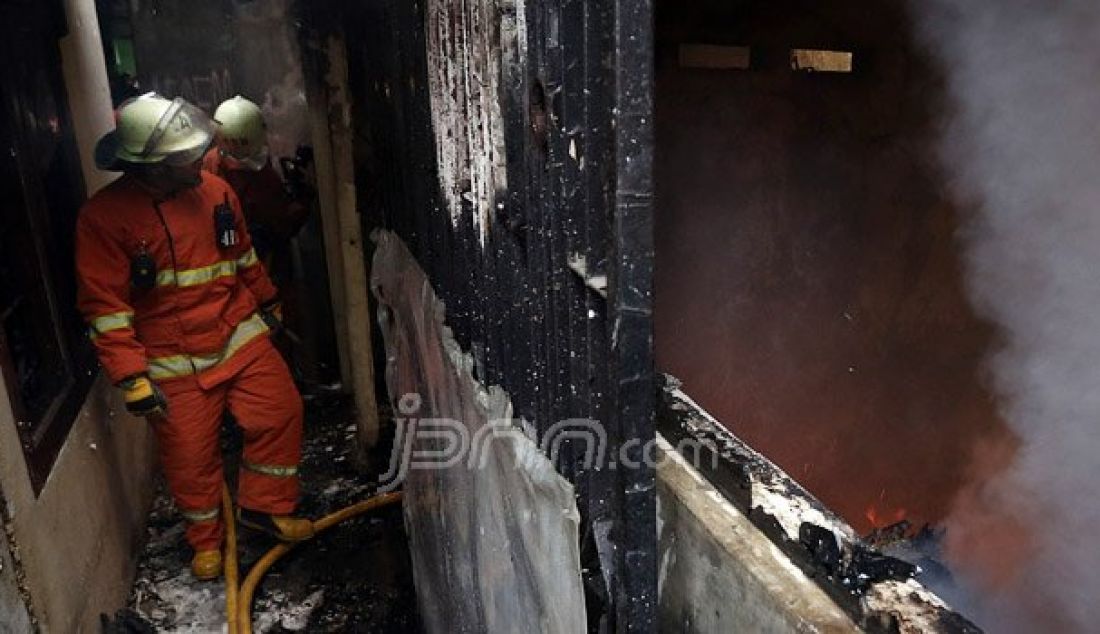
[{"x1": 654, "y1": 0, "x2": 1011, "y2": 532}]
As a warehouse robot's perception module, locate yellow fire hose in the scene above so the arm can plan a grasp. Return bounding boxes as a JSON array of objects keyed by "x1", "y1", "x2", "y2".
[
  {"x1": 221, "y1": 487, "x2": 403, "y2": 633},
  {"x1": 221, "y1": 484, "x2": 241, "y2": 634}
]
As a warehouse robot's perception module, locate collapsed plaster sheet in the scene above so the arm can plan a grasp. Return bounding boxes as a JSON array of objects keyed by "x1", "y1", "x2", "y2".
[{"x1": 370, "y1": 229, "x2": 586, "y2": 634}]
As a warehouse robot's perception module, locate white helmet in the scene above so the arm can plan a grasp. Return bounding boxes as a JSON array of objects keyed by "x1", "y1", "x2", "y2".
[
  {"x1": 94, "y1": 93, "x2": 215, "y2": 170},
  {"x1": 213, "y1": 95, "x2": 268, "y2": 171}
]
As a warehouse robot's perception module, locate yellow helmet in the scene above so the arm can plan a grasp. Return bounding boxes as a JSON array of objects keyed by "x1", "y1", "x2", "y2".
[
  {"x1": 213, "y1": 95, "x2": 268, "y2": 171},
  {"x1": 95, "y1": 93, "x2": 215, "y2": 170}
]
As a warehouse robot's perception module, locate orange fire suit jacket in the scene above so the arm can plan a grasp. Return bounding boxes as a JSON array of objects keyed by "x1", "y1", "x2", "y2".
[
  {"x1": 202, "y1": 149, "x2": 308, "y2": 244},
  {"x1": 76, "y1": 172, "x2": 278, "y2": 389}
]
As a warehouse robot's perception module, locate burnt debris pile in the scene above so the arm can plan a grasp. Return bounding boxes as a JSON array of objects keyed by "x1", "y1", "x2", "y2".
[{"x1": 103, "y1": 396, "x2": 419, "y2": 633}]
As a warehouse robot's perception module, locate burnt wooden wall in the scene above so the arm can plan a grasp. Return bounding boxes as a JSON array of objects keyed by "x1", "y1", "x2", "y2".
[{"x1": 299, "y1": 0, "x2": 656, "y2": 631}]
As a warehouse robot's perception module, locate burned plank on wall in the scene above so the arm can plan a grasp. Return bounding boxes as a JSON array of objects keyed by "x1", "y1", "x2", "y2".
[{"x1": 657, "y1": 375, "x2": 982, "y2": 634}]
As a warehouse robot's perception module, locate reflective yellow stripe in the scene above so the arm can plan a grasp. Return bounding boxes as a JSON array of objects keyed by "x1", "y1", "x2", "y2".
[
  {"x1": 181, "y1": 507, "x2": 220, "y2": 523},
  {"x1": 190, "y1": 314, "x2": 268, "y2": 372},
  {"x1": 243, "y1": 461, "x2": 299, "y2": 478},
  {"x1": 156, "y1": 269, "x2": 177, "y2": 287},
  {"x1": 147, "y1": 313, "x2": 269, "y2": 380},
  {"x1": 156, "y1": 259, "x2": 239, "y2": 288},
  {"x1": 88, "y1": 311, "x2": 133, "y2": 340},
  {"x1": 153, "y1": 250, "x2": 258, "y2": 289},
  {"x1": 236, "y1": 248, "x2": 260, "y2": 269},
  {"x1": 147, "y1": 354, "x2": 194, "y2": 379},
  {"x1": 177, "y1": 260, "x2": 237, "y2": 287}
]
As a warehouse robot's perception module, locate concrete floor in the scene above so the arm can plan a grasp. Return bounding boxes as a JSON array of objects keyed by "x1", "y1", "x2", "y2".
[{"x1": 103, "y1": 396, "x2": 420, "y2": 633}]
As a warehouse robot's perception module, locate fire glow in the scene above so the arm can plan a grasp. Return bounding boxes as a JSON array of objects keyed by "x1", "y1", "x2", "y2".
[{"x1": 864, "y1": 505, "x2": 907, "y2": 531}]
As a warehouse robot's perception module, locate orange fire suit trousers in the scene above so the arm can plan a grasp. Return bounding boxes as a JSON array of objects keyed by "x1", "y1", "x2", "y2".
[{"x1": 155, "y1": 340, "x2": 303, "y2": 551}]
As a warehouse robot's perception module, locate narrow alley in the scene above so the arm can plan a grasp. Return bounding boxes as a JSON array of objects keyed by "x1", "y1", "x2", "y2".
[
  {"x1": 2, "y1": 0, "x2": 1096, "y2": 633},
  {"x1": 105, "y1": 395, "x2": 418, "y2": 632}
]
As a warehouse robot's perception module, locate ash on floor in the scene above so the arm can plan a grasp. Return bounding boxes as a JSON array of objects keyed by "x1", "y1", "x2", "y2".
[{"x1": 105, "y1": 396, "x2": 420, "y2": 633}]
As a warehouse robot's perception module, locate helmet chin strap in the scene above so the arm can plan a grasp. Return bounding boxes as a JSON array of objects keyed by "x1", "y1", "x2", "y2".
[{"x1": 130, "y1": 163, "x2": 202, "y2": 200}]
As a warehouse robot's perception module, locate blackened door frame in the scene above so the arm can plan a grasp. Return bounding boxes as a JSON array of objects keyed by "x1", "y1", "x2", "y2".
[{"x1": 0, "y1": 0, "x2": 97, "y2": 494}]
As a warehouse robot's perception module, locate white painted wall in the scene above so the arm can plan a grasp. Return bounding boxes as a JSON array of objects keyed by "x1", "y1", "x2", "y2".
[
  {"x1": 0, "y1": 380, "x2": 157, "y2": 632},
  {"x1": 59, "y1": 0, "x2": 118, "y2": 195}
]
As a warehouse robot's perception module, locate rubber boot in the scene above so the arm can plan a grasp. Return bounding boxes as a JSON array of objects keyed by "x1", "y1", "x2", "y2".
[
  {"x1": 191, "y1": 550, "x2": 223, "y2": 581},
  {"x1": 237, "y1": 507, "x2": 315, "y2": 542}
]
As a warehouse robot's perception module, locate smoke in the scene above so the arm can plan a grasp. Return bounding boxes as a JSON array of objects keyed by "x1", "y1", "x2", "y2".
[{"x1": 912, "y1": 2, "x2": 1100, "y2": 631}]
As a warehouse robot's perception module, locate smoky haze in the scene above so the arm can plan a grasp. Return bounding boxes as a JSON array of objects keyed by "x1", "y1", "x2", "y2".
[
  {"x1": 913, "y1": 1, "x2": 1100, "y2": 631},
  {"x1": 654, "y1": 0, "x2": 1008, "y2": 543}
]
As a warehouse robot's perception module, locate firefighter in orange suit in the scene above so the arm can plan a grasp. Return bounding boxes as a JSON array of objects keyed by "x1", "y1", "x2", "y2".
[
  {"x1": 204, "y1": 96, "x2": 310, "y2": 376},
  {"x1": 203, "y1": 96, "x2": 308, "y2": 284},
  {"x1": 76, "y1": 93, "x2": 314, "y2": 581}
]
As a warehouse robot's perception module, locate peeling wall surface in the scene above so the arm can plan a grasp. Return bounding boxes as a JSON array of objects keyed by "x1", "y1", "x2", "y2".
[
  {"x1": 424, "y1": 0, "x2": 514, "y2": 241},
  {"x1": 371, "y1": 230, "x2": 586, "y2": 633}
]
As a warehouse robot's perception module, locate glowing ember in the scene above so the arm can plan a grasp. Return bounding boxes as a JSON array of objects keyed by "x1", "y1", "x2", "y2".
[{"x1": 864, "y1": 505, "x2": 907, "y2": 529}]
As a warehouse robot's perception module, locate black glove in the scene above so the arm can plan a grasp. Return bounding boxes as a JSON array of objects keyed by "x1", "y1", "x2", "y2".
[
  {"x1": 118, "y1": 374, "x2": 168, "y2": 418},
  {"x1": 260, "y1": 300, "x2": 283, "y2": 334}
]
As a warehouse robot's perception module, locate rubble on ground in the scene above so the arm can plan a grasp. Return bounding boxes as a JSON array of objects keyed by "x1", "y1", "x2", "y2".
[{"x1": 103, "y1": 396, "x2": 419, "y2": 633}]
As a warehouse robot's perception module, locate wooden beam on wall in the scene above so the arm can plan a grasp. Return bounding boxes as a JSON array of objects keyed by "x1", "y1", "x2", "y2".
[{"x1": 303, "y1": 31, "x2": 380, "y2": 448}]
